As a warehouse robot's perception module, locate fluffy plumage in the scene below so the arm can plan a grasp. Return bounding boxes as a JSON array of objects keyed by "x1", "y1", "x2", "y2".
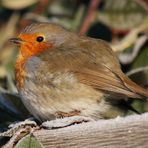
[{"x1": 11, "y1": 23, "x2": 148, "y2": 121}]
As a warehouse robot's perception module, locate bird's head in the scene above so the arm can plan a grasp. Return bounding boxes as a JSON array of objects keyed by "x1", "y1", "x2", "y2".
[{"x1": 10, "y1": 23, "x2": 70, "y2": 59}]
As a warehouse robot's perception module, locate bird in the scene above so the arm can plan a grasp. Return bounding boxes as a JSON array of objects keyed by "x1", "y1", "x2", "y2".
[{"x1": 10, "y1": 22, "x2": 148, "y2": 123}]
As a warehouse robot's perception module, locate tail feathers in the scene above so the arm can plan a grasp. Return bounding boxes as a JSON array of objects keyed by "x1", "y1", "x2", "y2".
[{"x1": 121, "y1": 74, "x2": 148, "y2": 99}]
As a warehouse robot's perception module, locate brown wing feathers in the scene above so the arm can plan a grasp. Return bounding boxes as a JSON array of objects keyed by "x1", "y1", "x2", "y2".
[
  {"x1": 75, "y1": 66, "x2": 143, "y2": 99},
  {"x1": 73, "y1": 39, "x2": 148, "y2": 99},
  {"x1": 73, "y1": 59, "x2": 148, "y2": 99},
  {"x1": 57, "y1": 38, "x2": 148, "y2": 99}
]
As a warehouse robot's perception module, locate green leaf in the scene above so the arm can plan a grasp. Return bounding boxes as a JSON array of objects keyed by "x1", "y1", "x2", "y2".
[
  {"x1": 97, "y1": 0, "x2": 147, "y2": 30},
  {"x1": 131, "y1": 46, "x2": 148, "y2": 69},
  {"x1": 15, "y1": 135, "x2": 42, "y2": 148},
  {"x1": 127, "y1": 66, "x2": 148, "y2": 113}
]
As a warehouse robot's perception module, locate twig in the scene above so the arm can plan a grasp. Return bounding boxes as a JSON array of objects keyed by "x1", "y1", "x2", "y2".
[
  {"x1": 79, "y1": 0, "x2": 101, "y2": 35},
  {"x1": 119, "y1": 34, "x2": 148, "y2": 64},
  {"x1": 135, "y1": 0, "x2": 148, "y2": 12},
  {"x1": 111, "y1": 24, "x2": 148, "y2": 52},
  {"x1": 126, "y1": 66, "x2": 148, "y2": 76}
]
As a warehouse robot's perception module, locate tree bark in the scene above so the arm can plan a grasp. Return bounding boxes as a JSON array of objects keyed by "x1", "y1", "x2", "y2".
[{"x1": 34, "y1": 113, "x2": 148, "y2": 148}]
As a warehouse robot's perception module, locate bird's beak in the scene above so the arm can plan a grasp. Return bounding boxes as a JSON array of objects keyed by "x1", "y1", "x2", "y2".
[{"x1": 9, "y1": 38, "x2": 23, "y2": 45}]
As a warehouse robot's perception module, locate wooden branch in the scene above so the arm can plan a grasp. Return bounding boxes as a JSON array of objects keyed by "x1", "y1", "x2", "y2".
[
  {"x1": 111, "y1": 24, "x2": 148, "y2": 52},
  {"x1": 79, "y1": 0, "x2": 101, "y2": 35},
  {"x1": 34, "y1": 113, "x2": 148, "y2": 148}
]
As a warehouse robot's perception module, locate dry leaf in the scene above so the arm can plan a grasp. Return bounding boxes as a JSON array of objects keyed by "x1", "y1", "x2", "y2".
[{"x1": 1, "y1": 0, "x2": 39, "y2": 10}]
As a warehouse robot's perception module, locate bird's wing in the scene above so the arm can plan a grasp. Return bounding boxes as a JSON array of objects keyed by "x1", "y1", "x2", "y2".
[
  {"x1": 69, "y1": 38, "x2": 148, "y2": 99},
  {"x1": 74, "y1": 63, "x2": 148, "y2": 99}
]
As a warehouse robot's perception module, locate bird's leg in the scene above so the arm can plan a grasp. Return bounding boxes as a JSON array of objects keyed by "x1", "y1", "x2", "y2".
[{"x1": 42, "y1": 116, "x2": 94, "y2": 129}]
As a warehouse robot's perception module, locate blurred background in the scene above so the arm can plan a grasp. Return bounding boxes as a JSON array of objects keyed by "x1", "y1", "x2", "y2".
[{"x1": 0, "y1": 0, "x2": 148, "y2": 133}]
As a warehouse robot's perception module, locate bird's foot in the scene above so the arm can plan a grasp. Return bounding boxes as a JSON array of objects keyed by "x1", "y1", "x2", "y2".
[{"x1": 42, "y1": 116, "x2": 94, "y2": 129}]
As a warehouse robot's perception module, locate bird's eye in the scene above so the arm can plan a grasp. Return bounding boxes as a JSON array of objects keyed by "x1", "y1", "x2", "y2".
[{"x1": 36, "y1": 36, "x2": 44, "y2": 42}]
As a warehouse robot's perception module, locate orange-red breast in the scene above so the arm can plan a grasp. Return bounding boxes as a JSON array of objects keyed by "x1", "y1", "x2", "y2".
[{"x1": 10, "y1": 23, "x2": 148, "y2": 122}]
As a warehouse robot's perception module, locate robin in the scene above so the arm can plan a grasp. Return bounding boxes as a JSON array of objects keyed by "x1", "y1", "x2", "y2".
[{"x1": 10, "y1": 23, "x2": 148, "y2": 124}]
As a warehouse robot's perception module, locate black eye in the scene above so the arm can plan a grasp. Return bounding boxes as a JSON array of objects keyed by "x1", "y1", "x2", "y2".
[{"x1": 36, "y1": 36, "x2": 44, "y2": 42}]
